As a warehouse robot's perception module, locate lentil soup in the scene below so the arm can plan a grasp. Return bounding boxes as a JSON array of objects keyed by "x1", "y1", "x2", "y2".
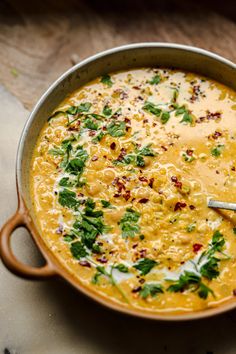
[{"x1": 30, "y1": 68, "x2": 236, "y2": 314}]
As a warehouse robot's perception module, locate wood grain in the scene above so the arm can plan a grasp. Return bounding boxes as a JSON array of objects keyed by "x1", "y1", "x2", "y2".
[{"x1": 0, "y1": 0, "x2": 235, "y2": 108}]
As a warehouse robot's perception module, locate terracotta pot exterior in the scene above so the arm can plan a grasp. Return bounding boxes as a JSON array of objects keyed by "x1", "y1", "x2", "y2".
[{"x1": 1, "y1": 43, "x2": 236, "y2": 320}]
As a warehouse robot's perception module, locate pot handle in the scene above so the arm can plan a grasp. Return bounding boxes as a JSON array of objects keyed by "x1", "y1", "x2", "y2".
[{"x1": 0, "y1": 211, "x2": 56, "y2": 279}]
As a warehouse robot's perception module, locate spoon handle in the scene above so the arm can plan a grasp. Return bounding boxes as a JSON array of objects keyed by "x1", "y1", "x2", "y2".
[{"x1": 208, "y1": 199, "x2": 236, "y2": 211}]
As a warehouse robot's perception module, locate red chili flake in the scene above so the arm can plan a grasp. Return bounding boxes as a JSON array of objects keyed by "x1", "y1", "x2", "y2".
[
  {"x1": 77, "y1": 192, "x2": 84, "y2": 197},
  {"x1": 212, "y1": 131, "x2": 222, "y2": 139},
  {"x1": 132, "y1": 243, "x2": 138, "y2": 249},
  {"x1": 138, "y1": 198, "x2": 149, "y2": 203},
  {"x1": 189, "y1": 205, "x2": 195, "y2": 210},
  {"x1": 152, "y1": 122, "x2": 157, "y2": 127},
  {"x1": 186, "y1": 149, "x2": 193, "y2": 156},
  {"x1": 113, "y1": 193, "x2": 121, "y2": 198},
  {"x1": 97, "y1": 256, "x2": 108, "y2": 263},
  {"x1": 233, "y1": 289, "x2": 236, "y2": 296},
  {"x1": 68, "y1": 126, "x2": 80, "y2": 131},
  {"x1": 143, "y1": 119, "x2": 148, "y2": 123},
  {"x1": 190, "y1": 84, "x2": 200, "y2": 102},
  {"x1": 88, "y1": 130, "x2": 96, "y2": 136},
  {"x1": 161, "y1": 145, "x2": 168, "y2": 151},
  {"x1": 216, "y1": 170, "x2": 220, "y2": 174},
  {"x1": 174, "y1": 202, "x2": 187, "y2": 211},
  {"x1": 116, "y1": 148, "x2": 127, "y2": 161},
  {"x1": 102, "y1": 126, "x2": 107, "y2": 131},
  {"x1": 232, "y1": 166, "x2": 236, "y2": 171},
  {"x1": 139, "y1": 249, "x2": 147, "y2": 258},
  {"x1": 171, "y1": 176, "x2": 182, "y2": 189},
  {"x1": 91, "y1": 155, "x2": 98, "y2": 161},
  {"x1": 117, "y1": 181, "x2": 125, "y2": 193},
  {"x1": 193, "y1": 243, "x2": 203, "y2": 253},
  {"x1": 79, "y1": 260, "x2": 91, "y2": 268},
  {"x1": 139, "y1": 176, "x2": 148, "y2": 183},
  {"x1": 138, "y1": 96, "x2": 144, "y2": 101},
  {"x1": 124, "y1": 117, "x2": 131, "y2": 124},
  {"x1": 132, "y1": 286, "x2": 142, "y2": 293},
  {"x1": 110, "y1": 142, "x2": 116, "y2": 150},
  {"x1": 206, "y1": 111, "x2": 221, "y2": 121},
  {"x1": 132, "y1": 85, "x2": 140, "y2": 90},
  {"x1": 139, "y1": 278, "x2": 145, "y2": 284},
  {"x1": 148, "y1": 177, "x2": 154, "y2": 188},
  {"x1": 123, "y1": 190, "x2": 131, "y2": 201}
]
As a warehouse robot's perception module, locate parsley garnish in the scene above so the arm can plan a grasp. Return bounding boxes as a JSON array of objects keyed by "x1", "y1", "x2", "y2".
[
  {"x1": 175, "y1": 105, "x2": 193, "y2": 124},
  {"x1": 139, "y1": 283, "x2": 163, "y2": 299},
  {"x1": 149, "y1": 74, "x2": 161, "y2": 85},
  {"x1": 186, "y1": 223, "x2": 196, "y2": 232},
  {"x1": 167, "y1": 271, "x2": 214, "y2": 299},
  {"x1": 107, "y1": 120, "x2": 126, "y2": 137},
  {"x1": 72, "y1": 198, "x2": 107, "y2": 250},
  {"x1": 211, "y1": 144, "x2": 224, "y2": 157},
  {"x1": 133, "y1": 258, "x2": 157, "y2": 275},
  {"x1": 102, "y1": 105, "x2": 113, "y2": 117},
  {"x1": 143, "y1": 102, "x2": 162, "y2": 117},
  {"x1": 101, "y1": 200, "x2": 112, "y2": 208},
  {"x1": 58, "y1": 188, "x2": 78, "y2": 209},
  {"x1": 70, "y1": 241, "x2": 88, "y2": 259},
  {"x1": 119, "y1": 208, "x2": 140, "y2": 238},
  {"x1": 83, "y1": 117, "x2": 99, "y2": 130},
  {"x1": 48, "y1": 102, "x2": 91, "y2": 120},
  {"x1": 114, "y1": 144, "x2": 156, "y2": 167},
  {"x1": 161, "y1": 111, "x2": 171, "y2": 124},
  {"x1": 101, "y1": 74, "x2": 113, "y2": 87},
  {"x1": 114, "y1": 264, "x2": 129, "y2": 273}
]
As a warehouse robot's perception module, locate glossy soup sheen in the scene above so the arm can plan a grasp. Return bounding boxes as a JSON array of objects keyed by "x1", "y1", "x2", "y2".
[{"x1": 31, "y1": 68, "x2": 236, "y2": 315}]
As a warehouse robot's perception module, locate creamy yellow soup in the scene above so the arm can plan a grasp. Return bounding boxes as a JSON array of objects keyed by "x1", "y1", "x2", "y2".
[{"x1": 31, "y1": 68, "x2": 236, "y2": 315}]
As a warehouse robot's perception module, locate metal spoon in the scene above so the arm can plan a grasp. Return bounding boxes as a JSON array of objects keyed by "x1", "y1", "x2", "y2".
[{"x1": 208, "y1": 199, "x2": 236, "y2": 211}]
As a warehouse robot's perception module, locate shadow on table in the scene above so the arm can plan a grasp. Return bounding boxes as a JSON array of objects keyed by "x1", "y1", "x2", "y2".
[{"x1": 40, "y1": 277, "x2": 236, "y2": 354}]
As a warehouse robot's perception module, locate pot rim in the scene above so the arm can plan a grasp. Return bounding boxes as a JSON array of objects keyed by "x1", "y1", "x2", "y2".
[{"x1": 15, "y1": 42, "x2": 236, "y2": 321}]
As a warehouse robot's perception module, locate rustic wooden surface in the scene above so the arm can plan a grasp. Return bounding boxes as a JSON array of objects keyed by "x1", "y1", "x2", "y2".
[{"x1": 0, "y1": 0, "x2": 236, "y2": 108}]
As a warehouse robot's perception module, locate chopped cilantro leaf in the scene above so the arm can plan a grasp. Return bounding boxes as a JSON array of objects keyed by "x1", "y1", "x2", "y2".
[
  {"x1": 134, "y1": 258, "x2": 157, "y2": 275},
  {"x1": 107, "y1": 120, "x2": 126, "y2": 137},
  {"x1": 180, "y1": 111, "x2": 193, "y2": 124},
  {"x1": 77, "y1": 102, "x2": 92, "y2": 113},
  {"x1": 138, "y1": 144, "x2": 156, "y2": 157},
  {"x1": 167, "y1": 271, "x2": 200, "y2": 293},
  {"x1": 119, "y1": 208, "x2": 140, "y2": 238},
  {"x1": 114, "y1": 264, "x2": 129, "y2": 273},
  {"x1": 70, "y1": 241, "x2": 88, "y2": 259},
  {"x1": 102, "y1": 105, "x2": 113, "y2": 117},
  {"x1": 101, "y1": 74, "x2": 113, "y2": 87},
  {"x1": 211, "y1": 144, "x2": 224, "y2": 157},
  {"x1": 48, "y1": 147, "x2": 64, "y2": 156},
  {"x1": 161, "y1": 111, "x2": 170, "y2": 124},
  {"x1": 92, "y1": 131, "x2": 105, "y2": 143},
  {"x1": 83, "y1": 118, "x2": 99, "y2": 130},
  {"x1": 143, "y1": 102, "x2": 162, "y2": 117},
  {"x1": 149, "y1": 74, "x2": 161, "y2": 85},
  {"x1": 139, "y1": 283, "x2": 163, "y2": 299},
  {"x1": 200, "y1": 256, "x2": 220, "y2": 280},
  {"x1": 101, "y1": 200, "x2": 111, "y2": 208},
  {"x1": 58, "y1": 188, "x2": 78, "y2": 209},
  {"x1": 186, "y1": 223, "x2": 196, "y2": 232}
]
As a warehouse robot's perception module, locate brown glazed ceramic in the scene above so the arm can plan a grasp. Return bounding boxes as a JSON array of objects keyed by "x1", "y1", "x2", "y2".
[{"x1": 1, "y1": 43, "x2": 236, "y2": 320}]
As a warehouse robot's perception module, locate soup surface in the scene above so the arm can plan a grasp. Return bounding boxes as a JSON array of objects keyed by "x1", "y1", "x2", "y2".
[{"x1": 31, "y1": 68, "x2": 236, "y2": 315}]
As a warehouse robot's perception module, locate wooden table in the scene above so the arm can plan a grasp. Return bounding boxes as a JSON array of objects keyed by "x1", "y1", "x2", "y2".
[{"x1": 0, "y1": 0, "x2": 236, "y2": 109}]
